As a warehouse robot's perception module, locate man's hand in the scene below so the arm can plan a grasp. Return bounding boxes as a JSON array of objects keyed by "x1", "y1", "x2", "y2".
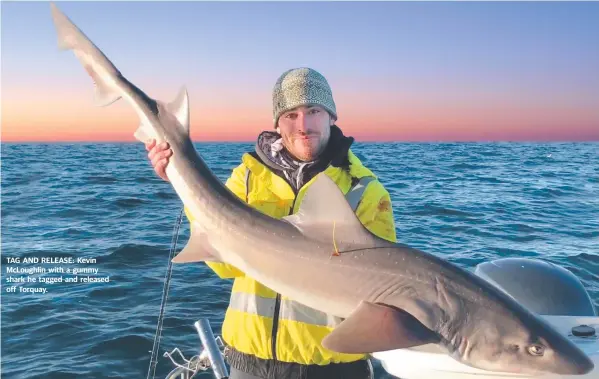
[{"x1": 146, "y1": 139, "x2": 173, "y2": 182}]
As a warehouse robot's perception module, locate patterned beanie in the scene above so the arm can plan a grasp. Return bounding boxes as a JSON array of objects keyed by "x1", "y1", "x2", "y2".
[{"x1": 272, "y1": 67, "x2": 337, "y2": 127}]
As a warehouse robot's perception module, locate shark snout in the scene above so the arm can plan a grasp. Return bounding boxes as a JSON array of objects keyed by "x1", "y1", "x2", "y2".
[
  {"x1": 559, "y1": 358, "x2": 594, "y2": 375},
  {"x1": 552, "y1": 346, "x2": 595, "y2": 375}
]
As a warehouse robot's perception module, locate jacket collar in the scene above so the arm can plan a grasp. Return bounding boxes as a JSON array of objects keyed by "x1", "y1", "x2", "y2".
[{"x1": 252, "y1": 125, "x2": 354, "y2": 191}]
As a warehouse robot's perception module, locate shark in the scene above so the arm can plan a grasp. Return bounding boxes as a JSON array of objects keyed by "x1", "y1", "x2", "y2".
[{"x1": 49, "y1": 2, "x2": 594, "y2": 376}]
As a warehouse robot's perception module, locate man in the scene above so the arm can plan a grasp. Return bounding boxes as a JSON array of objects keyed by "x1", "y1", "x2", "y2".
[{"x1": 146, "y1": 67, "x2": 397, "y2": 379}]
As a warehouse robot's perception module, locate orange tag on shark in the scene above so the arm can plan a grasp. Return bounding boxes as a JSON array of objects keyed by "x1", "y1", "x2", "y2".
[{"x1": 331, "y1": 221, "x2": 340, "y2": 257}]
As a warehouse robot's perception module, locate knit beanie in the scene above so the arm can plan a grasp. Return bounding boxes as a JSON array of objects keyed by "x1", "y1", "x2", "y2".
[{"x1": 272, "y1": 67, "x2": 337, "y2": 127}]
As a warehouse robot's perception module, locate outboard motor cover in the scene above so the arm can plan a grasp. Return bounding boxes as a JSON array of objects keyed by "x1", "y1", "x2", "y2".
[{"x1": 475, "y1": 257, "x2": 596, "y2": 316}]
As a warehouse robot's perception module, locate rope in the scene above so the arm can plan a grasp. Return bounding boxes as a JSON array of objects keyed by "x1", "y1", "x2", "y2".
[{"x1": 147, "y1": 206, "x2": 185, "y2": 379}]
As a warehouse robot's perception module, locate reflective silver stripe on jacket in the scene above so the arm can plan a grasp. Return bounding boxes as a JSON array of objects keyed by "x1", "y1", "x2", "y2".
[
  {"x1": 278, "y1": 298, "x2": 344, "y2": 328},
  {"x1": 229, "y1": 292, "x2": 275, "y2": 317},
  {"x1": 345, "y1": 176, "x2": 376, "y2": 212},
  {"x1": 229, "y1": 292, "x2": 343, "y2": 328}
]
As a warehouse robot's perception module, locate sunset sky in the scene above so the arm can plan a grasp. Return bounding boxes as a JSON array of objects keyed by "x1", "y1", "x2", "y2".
[{"x1": 2, "y1": 1, "x2": 598, "y2": 142}]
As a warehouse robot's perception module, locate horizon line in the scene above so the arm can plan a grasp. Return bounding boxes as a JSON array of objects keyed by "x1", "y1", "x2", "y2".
[{"x1": 2, "y1": 139, "x2": 598, "y2": 144}]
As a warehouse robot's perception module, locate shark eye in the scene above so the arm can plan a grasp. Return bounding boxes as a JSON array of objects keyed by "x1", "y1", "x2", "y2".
[{"x1": 527, "y1": 345, "x2": 545, "y2": 356}]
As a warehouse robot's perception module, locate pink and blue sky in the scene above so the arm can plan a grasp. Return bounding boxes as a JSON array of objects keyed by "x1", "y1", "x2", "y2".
[{"x1": 2, "y1": 1, "x2": 598, "y2": 142}]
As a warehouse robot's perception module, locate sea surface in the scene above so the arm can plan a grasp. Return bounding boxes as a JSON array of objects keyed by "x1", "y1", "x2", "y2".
[{"x1": 1, "y1": 142, "x2": 598, "y2": 379}]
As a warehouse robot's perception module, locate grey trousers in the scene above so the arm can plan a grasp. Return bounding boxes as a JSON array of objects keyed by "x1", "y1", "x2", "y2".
[
  {"x1": 227, "y1": 364, "x2": 374, "y2": 379},
  {"x1": 229, "y1": 367, "x2": 264, "y2": 379}
]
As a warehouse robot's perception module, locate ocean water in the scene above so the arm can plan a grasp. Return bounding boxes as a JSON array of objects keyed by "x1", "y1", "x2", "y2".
[{"x1": 1, "y1": 141, "x2": 598, "y2": 379}]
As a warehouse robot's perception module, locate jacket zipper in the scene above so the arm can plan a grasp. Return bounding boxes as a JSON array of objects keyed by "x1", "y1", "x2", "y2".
[{"x1": 271, "y1": 186, "x2": 298, "y2": 362}]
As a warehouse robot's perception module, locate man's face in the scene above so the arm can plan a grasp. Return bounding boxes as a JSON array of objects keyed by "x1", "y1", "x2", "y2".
[{"x1": 277, "y1": 105, "x2": 334, "y2": 161}]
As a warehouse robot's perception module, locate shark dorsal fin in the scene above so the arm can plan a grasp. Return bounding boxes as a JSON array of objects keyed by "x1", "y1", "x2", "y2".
[
  {"x1": 282, "y1": 173, "x2": 381, "y2": 251},
  {"x1": 134, "y1": 87, "x2": 189, "y2": 143},
  {"x1": 166, "y1": 87, "x2": 190, "y2": 135}
]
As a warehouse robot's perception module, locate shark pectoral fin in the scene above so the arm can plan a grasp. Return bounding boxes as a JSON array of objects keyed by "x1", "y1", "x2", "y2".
[
  {"x1": 321, "y1": 301, "x2": 439, "y2": 354},
  {"x1": 171, "y1": 230, "x2": 223, "y2": 264}
]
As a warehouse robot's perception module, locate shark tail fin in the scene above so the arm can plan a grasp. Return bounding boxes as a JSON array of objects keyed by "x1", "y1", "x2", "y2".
[{"x1": 50, "y1": 2, "x2": 122, "y2": 107}]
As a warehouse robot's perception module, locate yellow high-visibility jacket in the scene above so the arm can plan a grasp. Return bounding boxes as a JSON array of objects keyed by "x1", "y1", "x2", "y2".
[{"x1": 184, "y1": 150, "x2": 397, "y2": 365}]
